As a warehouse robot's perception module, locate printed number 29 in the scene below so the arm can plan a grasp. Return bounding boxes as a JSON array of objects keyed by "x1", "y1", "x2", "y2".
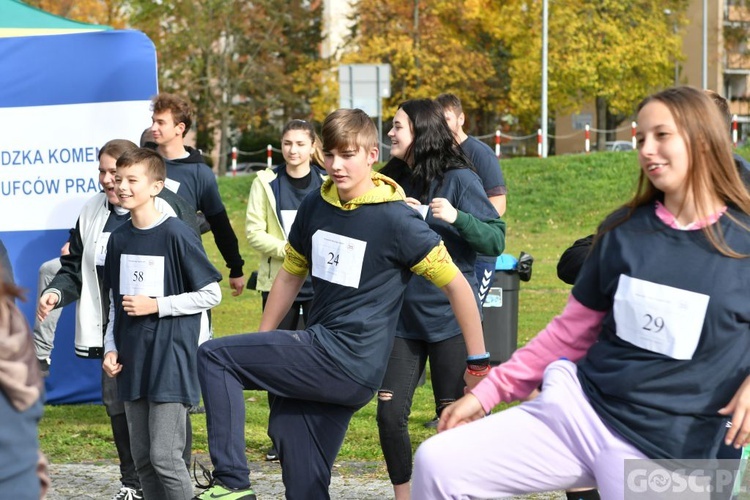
[
  {"x1": 642, "y1": 313, "x2": 664, "y2": 333},
  {"x1": 327, "y1": 252, "x2": 339, "y2": 266}
]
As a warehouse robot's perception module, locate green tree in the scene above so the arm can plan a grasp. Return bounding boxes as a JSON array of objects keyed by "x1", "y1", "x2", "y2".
[
  {"x1": 466, "y1": 0, "x2": 687, "y2": 145},
  {"x1": 126, "y1": 0, "x2": 323, "y2": 173}
]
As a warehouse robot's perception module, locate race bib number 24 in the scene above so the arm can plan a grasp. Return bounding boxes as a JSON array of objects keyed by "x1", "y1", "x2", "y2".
[{"x1": 311, "y1": 230, "x2": 367, "y2": 289}]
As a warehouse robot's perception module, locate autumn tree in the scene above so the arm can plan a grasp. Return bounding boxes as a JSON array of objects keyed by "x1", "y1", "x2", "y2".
[
  {"x1": 118, "y1": 0, "x2": 323, "y2": 173},
  {"x1": 24, "y1": 0, "x2": 129, "y2": 28},
  {"x1": 462, "y1": 0, "x2": 687, "y2": 147},
  {"x1": 341, "y1": 0, "x2": 511, "y2": 133}
]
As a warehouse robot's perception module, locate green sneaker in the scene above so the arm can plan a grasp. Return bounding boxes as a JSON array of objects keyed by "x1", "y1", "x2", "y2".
[
  {"x1": 193, "y1": 482, "x2": 256, "y2": 500},
  {"x1": 192, "y1": 459, "x2": 256, "y2": 500}
]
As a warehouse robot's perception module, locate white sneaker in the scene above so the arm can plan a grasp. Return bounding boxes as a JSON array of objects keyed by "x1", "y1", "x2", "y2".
[{"x1": 111, "y1": 485, "x2": 143, "y2": 500}]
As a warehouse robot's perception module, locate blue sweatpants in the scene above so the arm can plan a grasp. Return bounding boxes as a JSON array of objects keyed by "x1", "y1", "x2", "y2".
[{"x1": 197, "y1": 329, "x2": 374, "y2": 499}]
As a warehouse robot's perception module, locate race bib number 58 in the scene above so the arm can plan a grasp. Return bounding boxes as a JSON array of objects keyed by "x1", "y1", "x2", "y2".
[
  {"x1": 311, "y1": 230, "x2": 367, "y2": 288},
  {"x1": 613, "y1": 275, "x2": 709, "y2": 360},
  {"x1": 119, "y1": 254, "x2": 165, "y2": 297}
]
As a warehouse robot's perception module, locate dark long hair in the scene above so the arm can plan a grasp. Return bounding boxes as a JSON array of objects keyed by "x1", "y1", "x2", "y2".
[{"x1": 390, "y1": 99, "x2": 472, "y2": 203}]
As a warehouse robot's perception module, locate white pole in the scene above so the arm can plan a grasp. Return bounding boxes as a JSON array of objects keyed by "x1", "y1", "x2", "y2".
[
  {"x1": 702, "y1": 0, "x2": 707, "y2": 89},
  {"x1": 541, "y1": 0, "x2": 549, "y2": 158},
  {"x1": 376, "y1": 65, "x2": 383, "y2": 162}
]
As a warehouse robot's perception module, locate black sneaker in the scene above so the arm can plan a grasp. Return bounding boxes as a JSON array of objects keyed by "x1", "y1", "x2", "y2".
[
  {"x1": 265, "y1": 445, "x2": 279, "y2": 461},
  {"x1": 38, "y1": 358, "x2": 50, "y2": 378},
  {"x1": 423, "y1": 416, "x2": 439, "y2": 429}
]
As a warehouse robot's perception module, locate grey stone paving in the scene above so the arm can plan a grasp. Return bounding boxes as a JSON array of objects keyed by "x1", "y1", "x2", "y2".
[{"x1": 46, "y1": 459, "x2": 566, "y2": 499}]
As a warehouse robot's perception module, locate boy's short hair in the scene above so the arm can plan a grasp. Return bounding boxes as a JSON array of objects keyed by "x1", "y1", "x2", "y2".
[
  {"x1": 116, "y1": 147, "x2": 167, "y2": 182},
  {"x1": 99, "y1": 139, "x2": 138, "y2": 161},
  {"x1": 322, "y1": 109, "x2": 378, "y2": 154},
  {"x1": 151, "y1": 93, "x2": 193, "y2": 136},
  {"x1": 435, "y1": 93, "x2": 463, "y2": 116}
]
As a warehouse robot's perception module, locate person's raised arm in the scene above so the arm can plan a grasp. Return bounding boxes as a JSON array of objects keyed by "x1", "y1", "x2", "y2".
[
  {"x1": 411, "y1": 241, "x2": 487, "y2": 390},
  {"x1": 440, "y1": 272, "x2": 487, "y2": 390}
]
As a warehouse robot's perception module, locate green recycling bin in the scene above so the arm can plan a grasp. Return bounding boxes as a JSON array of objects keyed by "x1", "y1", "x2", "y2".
[{"x1": 482, "y1": 254, "x2": 520, "y2": 366}]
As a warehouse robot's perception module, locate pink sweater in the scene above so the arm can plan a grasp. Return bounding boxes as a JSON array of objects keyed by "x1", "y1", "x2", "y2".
[{"x1": 471, "y1": 295, "x2": 604, "y2": 412}]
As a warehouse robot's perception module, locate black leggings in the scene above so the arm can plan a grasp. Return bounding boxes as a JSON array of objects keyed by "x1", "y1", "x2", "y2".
[{"x1": 376, "y1": 335, "x2": 467, "y2": 485}]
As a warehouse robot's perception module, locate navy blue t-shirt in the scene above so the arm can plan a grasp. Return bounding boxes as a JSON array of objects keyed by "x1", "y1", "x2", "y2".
[
  {"x1": 574, "y1": 205, "x2": 750, "y2": 459},
  {"x1": 164, "y1": 159, "x2": 224, "y2": 217},
  {"x1": 397, "y1": 168, "x2": 496, "y2": 342},
  {"x1": 104, "y1": 217, "x2": 221, "y2": 404},
  {"x1": 461, "y1": 136, "x2": 506, "y2": 262},
  {"x1": 288, "y1": 191, "x2": 442, "y2": 389},
  {"x1": 461, "y1": 136, "x2": 506, "y2": 197},
  {"x1": 277, "y1": 168, "x2": 323, "y2": 302}
]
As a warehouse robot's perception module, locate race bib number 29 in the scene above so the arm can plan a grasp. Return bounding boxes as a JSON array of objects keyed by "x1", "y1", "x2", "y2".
[
  {"x1": 311, "y1": 230, "x2": 367, "y2": 289},
  {"x1": 613, "y1": 275, "x2": 709, "y2": 360}
]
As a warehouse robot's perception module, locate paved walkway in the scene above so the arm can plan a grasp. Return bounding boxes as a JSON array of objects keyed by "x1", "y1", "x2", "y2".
[{"x1": 46, "y1": 458, "x2": 566, "y2": 499}]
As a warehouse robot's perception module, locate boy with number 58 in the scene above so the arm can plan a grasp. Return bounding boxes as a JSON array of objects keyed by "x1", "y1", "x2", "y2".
[{"x1": 102, "y1": 148, "x2": 222, "y2": 500}]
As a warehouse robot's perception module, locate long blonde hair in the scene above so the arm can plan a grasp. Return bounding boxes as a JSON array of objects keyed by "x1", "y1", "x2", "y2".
[{"x1": 604, "y1": 86, "x2": 750, "y2": 257}]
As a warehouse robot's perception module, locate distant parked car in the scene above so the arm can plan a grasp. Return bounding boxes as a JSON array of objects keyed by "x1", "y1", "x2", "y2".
[
  {"x1": 606, "y1": 140, "x2": 634, "y2": 152},
  {"x1": 225, "y1": 162, "x2": 268, "y2": 176}
]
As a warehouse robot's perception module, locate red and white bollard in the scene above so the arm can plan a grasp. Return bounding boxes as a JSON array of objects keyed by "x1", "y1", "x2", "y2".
[
  {"x1": 584, "y1": 124, "x2": 590, "y2": 153},
  {"x1": 631, "y1": 121, "x2": 637, "y2": 149},
  {"x1": 267, "y1": 144, "x2": 273, "y2": 168},
  {"x1": 733, "y1": 115, "x2": 738, "y2": 148},
  {"x1": 495, "y1": 129, "x2": 501, "y2": 158},
  {"x1": 231, "y1": 146, "x2": 237, "y2": 176},
  {"x1": 537, "y1": 129, "x2": 542, "y2": 158}
]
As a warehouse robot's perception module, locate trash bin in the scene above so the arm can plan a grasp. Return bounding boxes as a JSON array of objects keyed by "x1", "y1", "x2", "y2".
[{"x1": 482, "y1": 254, "x2": 520, "y2": 366}]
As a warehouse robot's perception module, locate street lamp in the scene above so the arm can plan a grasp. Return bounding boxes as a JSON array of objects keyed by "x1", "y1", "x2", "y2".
[
  {"x1": 702, "y1": 0, "x2": 708, "y2": 89},
  {"x1": 664, "y1": 9, "x2": 678, "y2": 85}
]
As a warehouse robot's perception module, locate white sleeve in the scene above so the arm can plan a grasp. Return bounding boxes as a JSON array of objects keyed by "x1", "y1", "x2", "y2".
[
  {"x1": 156, "y1": 282, "x2": 222, "y2": 318},
  {"x1": 104, "y1": 289, "x2": 117, "y2": 354}
]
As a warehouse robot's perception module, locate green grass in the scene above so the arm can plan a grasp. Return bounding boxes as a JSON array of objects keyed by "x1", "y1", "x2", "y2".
[{"x1": 36, "y1": 149, "x2": 682, "y2": 466}]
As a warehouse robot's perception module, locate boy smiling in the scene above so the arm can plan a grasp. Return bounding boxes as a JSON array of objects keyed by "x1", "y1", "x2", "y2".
[{"x1": 102, "y1": 148, "x2": 222, "y2": 500}]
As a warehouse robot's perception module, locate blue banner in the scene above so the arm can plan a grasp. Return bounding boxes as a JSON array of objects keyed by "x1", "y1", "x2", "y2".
[{"x1": 0, "y1": 30, "x2": 159, "y2": 404}]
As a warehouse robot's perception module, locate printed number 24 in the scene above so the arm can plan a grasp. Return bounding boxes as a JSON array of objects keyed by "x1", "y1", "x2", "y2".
[{"x1": 327, "y1": 252, "x2": 339, "y2": 266}]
